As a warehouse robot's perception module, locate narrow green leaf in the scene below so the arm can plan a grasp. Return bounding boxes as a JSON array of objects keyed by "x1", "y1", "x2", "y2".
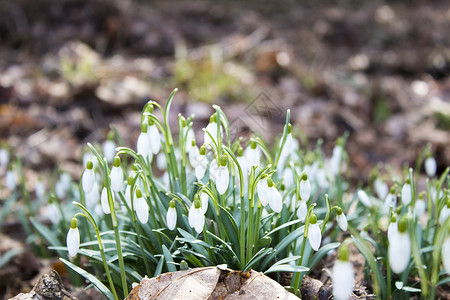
[
  {"x1": 264, "y1": 264, "x2": 309, "y2": 274},
  {"x1": 307, "y1": 242, "x2": 340, "y2": 270},
  {"x1": 162, "y1": 245, "x2": 177, "y2": 272}
]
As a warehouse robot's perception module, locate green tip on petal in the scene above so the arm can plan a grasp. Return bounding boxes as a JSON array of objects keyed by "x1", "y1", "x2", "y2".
[
  {"x1": 301, "y1": 172, "x2": 308, "y2": 181},
  {"x1": 267, "y1": 178, "x2": 274, "y2": 188},
  {"x1": 200, "y1": 145, "x2": 206, "y2": 155},
  {"x1": 169, "y1": 199, "x2": 176, "y2": 208},
  {"x1": 194, "y1": 199, "x2": 201, "y2": 209},
  {"x1": 86, "y1": 160, "x2": 93, "y2": 170},
  {"x1": 336, "y1": 207, "x2": 343, "y2": 215},
  {"x1": 237, "y1": 146, "x2": 244, "y2": 157},
  {"x1": 250, "y1": 141, "x2": 257, "y2": 149},
  {"x1": 70, "y1": 217, "x2": 77, "y2": 229},
  {"x1": 141, "y1": 123, "x2": 148, "y2": 133},
  {"x1": 338, "y1": 244, "x2": 350, "y2": 261},
  {"x1": 127, "y1": 176, "x2": 133, "y2": 185},
  {"x1": 390, "y1": 214, "x2": 397, "y2": 223},
  {"x1": 310, "y1": 213, "x2": 317, "y2": 224},
  {"x1": 219, "y1": 154, "x2": 227, "y2": 167},
  {"x1": 191, "y1": 139, "x2": 196, "y2": 147},
  {"x1": 390, "y1": 186, "x2": 396, "y2": 194},
  {"x1": 405, "y1": 178, "x2": 410, "y2": 185},
  {"x1": 287, "y1": 123, "x2": 292, "y2": 134},
  {"x1": 398, "y1": 217, "x2": 408, "y2": 233},
  {"x1": 136, "y1": 188, "x2": 143, "y2": 198},
  {"x1": 113, "y1": 156, "x2": 121, "y2": 167},
  {"x1": 210, "y1": 114, "x2": 217, "y2": 123}
]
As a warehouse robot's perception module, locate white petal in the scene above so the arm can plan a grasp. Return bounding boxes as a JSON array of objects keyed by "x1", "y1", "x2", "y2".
[
  {"x1": 110, "y1": 166, "x2": 124, "y2": 192},
  {"x1": 337, "y1": 213, "x2": 348, "y2": 231},
  {"x1": 297, "y1": 200, "x2": 307, "y2": 221},
  {"x1": 384, "y1": 194, "x2": 397, "y2": 215},
  {"x1": 357, "y1": 190, "x2": 372, "y2": 208},
  {"x1": 414, "y1": 199, "x2": 426, "y2": 218},
  {"x1": 103, "y1": 140, "x2": 116, "y2": 163},
  {"x1": 86, "y1": 182, "x2": 100, "y2": 211},
  {"x1": 125, "y1": 185, "x2": 133, "y2": 209},
  {"x1": 200, "y1": 192, "x2": 209, "y2": 214},
  {"x1": 244, "y1": 147, "x2": 260, "y2": 167},
  {"x1": 209, "y1": 159, "x2": 219, "y2": 182},
  {"x1": 308, "y1": 223, "x2": 322, "y2": 251},
  {"x1": 195, "y1": 155, "x2": 207, "y2": 180},
  {"x1": 5, "y1": 170, "x2": 17, "y2": 191},
  {"x1": 268, "y1": 186, "x2": 282, "y2": 213},
  {"x1": 47, "y1": 204, "x2": 61, "y2": 225},
  {"x1": 237, "y1": 156, "x2": 249, "y2": 175},
  {"x1": 316, "y1": 168, "x2": 329, "y2": 189},
  {"x1": 425, "y1": 157, "x2": 437, "y2": 177},
  {"x1": 439, "y1": 206, "x2": 449, "y2": 225},
  {"x1": 401, "y1": 183, "x2": 412, "y2": 206},
  {"x1": 137, "y1": 132, "x2": 150, "y2": 157},
  {"x1": 189, "y1": 146, "x2": 200, "y2": 168},
  {"x1": 387, "y1": 222, "x2": 398, "y2": 243},
  {"x1": 148, "y1": 125, "x2": 161, "y2": 154},
  {"x1": 332, "y1": 260, "x2": 354, "y2": 300},
  {"x1": 193, "y1": 208, "x2": 205, "y2": 233},
  {"x1": 67, "y1": 228, "x2": 80, "y2": 257},
  {"x1": 216, "y1": 165, "x2": 229, "y2": 195},
  {"x1": 0, "y1": 148, "x2": 9, "y2": 169},
  {"x1": 101, "y1": 188, "x2": 111, "y2": 214},
  {"x1": 257, "y1": 178, "x2": 269, "y2": 206},
  {"x1": 389, "y1": 232, "x2": 411, "y2": 274},
  {"x1": 156, "y1": 152, "x2": 167, "y2": 170},
  {"x1": 35, "y1": 181, "x2": 46, "y2": 200},
  {"x1": 167, "y1": 207, "x2": 177, "y2": 230},
  {"x1": 374, "y1": 179, "x2": 388, "y2": 199},
  {"x1": 185, "y1": 128, "x2": 195, "y2": 153},
  {"x1": 300, "y1": 179, "x2": 311, "y2": 202},
  {"x1": 204, "y1": 122, "x2": 218, "y2": 146},
  {"x1": 330, "y1": 145, "x2": 343, "y2": 175},
  {"x1": 55, "y1": 180, "x2": 66, "y2": 199},
  {"x1": 188, "y1": 204, "x2": 196, "y2": 228},
  {"x1": 442, "y1": 237, "x2": 450, "y2": 275},
  {"x1": 135, "y1": 197, "x2": 149, "y2": 224}
]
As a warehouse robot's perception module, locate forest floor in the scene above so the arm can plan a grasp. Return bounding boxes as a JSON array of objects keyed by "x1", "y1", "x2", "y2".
[{"x1": 0, "y1": 0, "x2": 449, "y2": 299}]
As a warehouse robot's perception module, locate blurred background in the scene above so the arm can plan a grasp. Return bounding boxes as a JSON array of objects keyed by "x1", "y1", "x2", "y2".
[
  {"x1": 1, "y1": 0, "x2": 449, "y2": 180},
  {"x1": 0, "y1": 0, "x2": 449, "y2": 298}
]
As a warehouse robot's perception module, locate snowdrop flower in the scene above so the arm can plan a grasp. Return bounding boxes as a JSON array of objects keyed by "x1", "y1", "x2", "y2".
[
  {"x1": 47, "y1": 201, "x2": 61, "y2": 225},
  {"x1": 135, "y1": 188, "x2": 149, "y2": 224},
  {"x1": 384, "y1": 187, "x2": 397, "y2": 215},
  {"x1": 0, "y1": 148, "x2": 9, "y2": 170},
  {"x1": 424, "y1": 156, "x2": 437, "y2": 177},
  {"x1": 5, "y1": 168, "x2": 17, "y2": 191},
  {"x1": 82, "y1": 160, "x2": 95, "y2": 193},
  {"x1": 101, "y1": 187, "x2": 111, "y2": 214},
  {"x1": 357, "y1": 190, "x2": 372, "y2": 208},
  {"x1": 188, "y1": 199, "x2": 204, "y2": 234},
  {"x1": 336, "y1": 207, "x2": 348, "y2": 231},
  {"x1": 156, "y1": 152, "x2": 166, "y2": 170},
  {"x1": 209, "y1": 158, "x2": 219, "y2": 183},
  {"x1": 374, "y1": 178, "x2": 388, "y2": 200},
  {"x1": 257, "y1": 176, "x2": 269, "y2": 206},
  {"x1": 439, "y1": 198, "x2": 450, "y2": 225},
  {"x1": 316, "y1": 167, "x2": 329, "y2": 189},
  {"x1": 147, "y1": 121, "x2": 161, "y2": 155},
  {"x1": 67, "y1": 218, "x2": 80, "y2": 258},
  {"x1": 308, "y1": 213, "x2": 321, "y2": 251},
  {"x1": 387, "y1": 215, "x2": 398, "y2": 243},
  {"x1": 414, "y1": 193, "x2": 426, "y2": 218},
  {"x1": 200, "y1": 192, "x2": 209, "y2": 214},
  {"x1": 443, "y1": 236, "x2": 450, "y2": 275},
  {"x1": 166, "y1": 200, "x2": 177, "y2": 231},
  {"x1": 35, "y1": 180, "x2": 46, "y2": 200},
  {"x1": 389, "y1": 217, "x2": 411, "y2": 274},
  {"x1": 299, "y1": 172, "x2": 311, "y2": 202},
  {"x1": 110, "y1": 156, "x2": 124, "y2": 192},
  {"x1": 184, "y1": 126, "x2": 195, "y2": 153},
  {"x1": 297, "y1": 199, "x2": 307, "y2": 221},
  {"x1": 332, "y1": 245, "x2": 355, "y2": 300},
  {"x1": 266, "y1": 178, "x2": 282, "y2": 213},
  {"x1": 137, "y1": 123, "x2": 152, "y2": 161},
  {"x1": 195, "y1": 146, "x2": 208, "y2": 180},
  {"x1": 330, "y1": 139, "x2": 344, "y2": 175},
  {"x1": 282, "y1": 167, "x2": 294, "y2": 189},
  {"x1": 85, "y1": 181, "x2": 100, "y2": 211},
  {"x1": 204, "y1": 114, "x2": 219, "y2": 147},
  {"x1": 188, "y1": 140, "x2": 200, "y2": 168},
  {"x1": 216, "y1": 155, "x2": 229, "y2": 195},
  {"x1": 401, "y1": 179, "x2": 412, "y2": 206},
  {"x1": 124, "y1": 177, "x2": 134, "y2": 209},
  {"x1": 103, "y1": 133, "x2": 116, "y2": 163},
  {"x1": 236, "y1": 146, "x2": 249, "y2": 190},
  {"x1": 244, "y1": 141, "x2": 260, "y2": 167}
]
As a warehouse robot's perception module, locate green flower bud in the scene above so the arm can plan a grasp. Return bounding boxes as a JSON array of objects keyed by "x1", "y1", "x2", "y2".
[
  {"x1": 390, "y1": 186, "x2": 396, "y2": 194},
  {"x1": 70, "y1": 217, "x2": 77, "y2": 229},
  {"x1": 301, "y1": 171, "x2": 308, "y2": 181},
  {"x1": 287, "y1": 123, "x2": 292, "y2": 134},
  {"x1": 194, "y1": 199, "x2": 201, "y2": 209},
  {"x1": 219, "y1": 154, "x2": 227, "y2": 167},
  {"x1": 136, "y1": 188, "x2": 143, "y2": 198},
  {"x1": 141, "y1": 123, "x2": 148, "y2": 133},
  {"x1": 267, "y1": 178, "x2": 274, "y2": 188},
  {"x1": 127, "y1": 176, "x2": 133, "y2": 185},
  {"x1": 86, "y1": 160, "x2": 93, "y2": 170},
  {"x1": 191, "y1": 139, "x2": 196, "y2": 147},
  {"x1": 398, "y1": 217, "x2": 408, "y2": 233},
  {"x1": 107, "y1": 131, "x2": 114, "y2": 140},
  {"x1": 336, "y1": 207, "x2": 343, "y2": 215},
  {"x1": 405, "y1": 178, "x2": 410, "y2": 185},
  {"x1": 310, "y1": 213, "x2": 317, "y2": 224},
  {"x1": 200, "y1": 145, "x2": 206, "y2": 155},
  {"x1": 169, "y1": 199, "x2": 176, "y2": 208},
  {"x1": 250, "y1": 141, "x2": 257, "y2": 149},
  {"x1": 113, "y1": 156, "x2": 121, "y2": 167},
  {"x1": 338, "y1": 244, "x2": 350, "y2": 262},
  {"x1": 237, "y1": 146, "x2": 244, "y2": 157}
]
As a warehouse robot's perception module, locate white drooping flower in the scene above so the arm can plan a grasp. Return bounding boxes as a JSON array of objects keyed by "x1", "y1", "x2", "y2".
[
  {"x1": 101, "y1": 187, "x2": 111, "y2": 214},
  {"x1": 414, "y1": 197, "x2": 426, "y2": 218},
  {"x1": 184, "y1": 127, "x2": 195, "y2": 153},
  {"x1": 384, "y1": 189, "x2": 397, "y2": 215},
  {"x1": 85, "y1": 181, "x2": 100, "y2": 211},
  {"x1": 439, "y1": 200, "x2": 450, "y2": 225},
  {"x1": 125, "y1": 182, "x2": 133, "y2": 209},
  {"x1": 195, "y1": 146, "x2": 208, "y2": 180},
  {"x1": 244, "y1": 141, "x2": 260, "y2": 167},
  {"x1": 332, "y1": 245, "x2": 355, "y2": 300},
  {"x1": 137, "y1": 123, "x2": 152, "y2": 161},
  {"x1": 257, "y1": 177, "x2": 269, "y2": 206},
  {"x1": 110, "y1": 156, "x2": 124, "y2": 192},
  {"x1": 209, "y1": 159, "x2": 219, "y2": 183},
  {"x1": 299, "y1": 172, "x2": 311, "y2": 202},
  {"x1": 308, "y1": 213, "x2": 321, "y2": 251},
  {"x1": 188, "y1": 141, "x2": 200, "y2": 168},
  {"x1": 135, "y1": 188, "x2": 149, "y2": 224},
  {"x1": 336, "y1": 208, "x2": 348, "y2": 231},
  {"x1": 156, "y1": 152, "x2": 166, "y2": 170},
  {"x1": 401, "y1": 180, "x2": 412, "y2": 206},
  {"x1": 387, "y1": 217, "x2": 398, "y2": 243},
  {"x1": 330, "y1": 144, "x2": 343, "y2": 175},
  {"x1": 443, "y1": 236, "x2": 450, "y2": 275},
  {"x1": 147, "y1": 123, "x2": 161, "y2": 155},
  {"x1": 374, "y1": 178, "x2": 388, "y2": 200},
  {"x1": 216, "y1": 155, "x2": 229, "y2": 195},
  {"x1": 103, "y1": 138, "x2": 116, "y2": 163},
  {"x1": 0, "y1": 148, "x2": 9, "y2": 170},
  {"x1": 297, "y1": 200, "x2": 307, "y2": 221},
  {"x1": 200, "y1": 192, "x2": 209, "y2": 214},
  {"x1": 47, "y1": 203, "x2": 61, "y2": 225},
  {"x1": 389, "y1": 217, "x2": 411, "y2": 274},
  {"x1": 424, "y1": 156, "x2": 437, "y2": 177},
  {"x1": 166, "y1": 200, "x2": 177, "y2": 231},
  {"x1": 5, "y1": 169, "x2": 17, "y2": 191},
  {"x1": 188, "y1": 200, "x2": 204, "y2": 234},
  {"x1": 266, "y1": 178, "x2": 282, "y2": 213},
  {"x1": 67, "y1": 218, "x2": 80, "y2": 258},
  {"x1": 204, "y1": 114, "x2": 220, "y2": 147},
  {"x1": 357, "y1": 190, "x2": 372, "y2": 208}
]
